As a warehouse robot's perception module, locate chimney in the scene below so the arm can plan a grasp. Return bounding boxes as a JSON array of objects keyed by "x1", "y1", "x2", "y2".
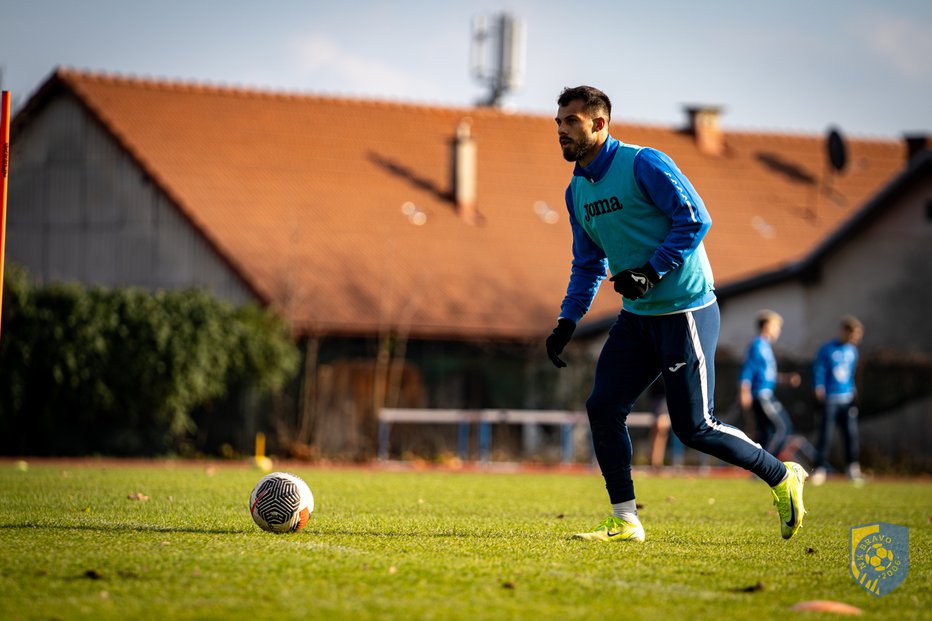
[
  {"x1": 684, "y1": 105, "x2": 725, "y2": 156},
  {"x1": 904, "y1": 133, "x2": 929, "y2": 163},
  {"x1": 452, "y1": 118, "x2": 481, "y2": 225}
]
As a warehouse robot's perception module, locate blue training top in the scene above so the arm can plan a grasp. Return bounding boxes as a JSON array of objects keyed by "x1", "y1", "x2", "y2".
[
  {"x1": 812, "y1": 339, "x2": 859, "y2": 402},
  {"x1": 559, "y1": 135, "x2": 715, "y2": 321},
  {"x1": 740, "y1": 336, "x2": 777, "y2": 397}
]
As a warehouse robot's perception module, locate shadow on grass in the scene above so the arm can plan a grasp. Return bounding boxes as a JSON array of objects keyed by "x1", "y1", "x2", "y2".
[
  {"x1": 312, "y1": 529, "x2": 514, "y2": 539},
  {"x1": 0, "y1": 522, "x2": 248, "y2": 535},
  {"x1": 0, "y1": 522, "x2": 521, "y2": 538}
]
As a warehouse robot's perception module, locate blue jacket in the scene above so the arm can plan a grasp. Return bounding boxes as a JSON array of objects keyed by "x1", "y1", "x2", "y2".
[
  {"x1": 813, "y1": 339, "x2": 859, "y2": 402},
  {"x1": 740, "y1": 336, "x2": 777, "y2": 397}
]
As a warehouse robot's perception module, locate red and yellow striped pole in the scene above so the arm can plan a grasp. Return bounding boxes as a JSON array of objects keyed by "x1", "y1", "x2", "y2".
[{"x1": 0, "y1": 90, "x2": 10, "y2": 340}]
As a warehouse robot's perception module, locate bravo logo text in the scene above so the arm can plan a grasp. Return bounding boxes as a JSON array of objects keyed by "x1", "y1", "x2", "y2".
[{"x1": 850, "y1": 522, "x2": 909, "y2": 596}]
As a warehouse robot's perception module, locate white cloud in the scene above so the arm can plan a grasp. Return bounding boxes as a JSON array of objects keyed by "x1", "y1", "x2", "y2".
[
  {"x1": 850, "y1": 12, "x2": 932, "y2": 80},
  {"x1": 290, "y1": 34, "x2": 434, "y2": 98}
]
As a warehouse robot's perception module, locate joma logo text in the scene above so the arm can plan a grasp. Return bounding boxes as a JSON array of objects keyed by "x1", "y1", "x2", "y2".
[{"x1": 582, "y1": 196, "x2": 623, "y2": 222}]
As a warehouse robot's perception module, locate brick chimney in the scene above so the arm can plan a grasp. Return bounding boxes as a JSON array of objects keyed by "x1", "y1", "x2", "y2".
[
  {"x1": 904, "y1": 133, "x2": 929, "y2": 163},
  {"x1": 452, "y1": 118, "x2": 480, "y2": 225},
  {"x1": 684, "y1": 105, "x2": 725, "y2": 156}
]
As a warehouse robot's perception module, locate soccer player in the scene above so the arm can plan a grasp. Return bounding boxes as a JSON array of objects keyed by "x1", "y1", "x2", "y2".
[
  {"x1": 739, "y1": 310, "x2": 801, "y2": 457},
  {"x1": 544, "y1": 85, "x2": 807, "y2": 542},
  {"x1": 811, "y1": 316, "x2": 865, "y2": 486}
]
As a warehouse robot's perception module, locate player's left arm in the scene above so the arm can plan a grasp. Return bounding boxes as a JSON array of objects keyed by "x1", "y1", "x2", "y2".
[
  {"x1": 633, "y1": 148, "x2": 711, "y2": 278},
  {"x1": 849, "y1": 347, "x2": 861, "y2": 396}
]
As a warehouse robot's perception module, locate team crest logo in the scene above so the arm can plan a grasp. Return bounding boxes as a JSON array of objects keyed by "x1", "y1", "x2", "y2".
[{"x1": 850, "y1": 523, "x2": 909, "y2": 596}]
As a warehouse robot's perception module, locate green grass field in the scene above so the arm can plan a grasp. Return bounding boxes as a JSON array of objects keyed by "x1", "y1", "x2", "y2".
[{"x1": 0, "y1": 460, "x2": 928, "y2": 621}]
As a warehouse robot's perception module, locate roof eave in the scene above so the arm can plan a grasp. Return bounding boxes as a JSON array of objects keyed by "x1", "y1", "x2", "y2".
[{"x1": 717, "y1": 151, "x2": 928, "y2": 301}]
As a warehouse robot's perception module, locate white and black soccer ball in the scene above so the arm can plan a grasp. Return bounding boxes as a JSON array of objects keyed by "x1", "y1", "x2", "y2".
[{"x1": 249, "y1": 472, "x2": 314, "y2": 533}]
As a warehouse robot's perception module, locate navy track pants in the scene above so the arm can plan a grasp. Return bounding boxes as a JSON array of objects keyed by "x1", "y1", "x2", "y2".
[{"x1": 586, "y1": 302, "x2": 787, "y2": 503}]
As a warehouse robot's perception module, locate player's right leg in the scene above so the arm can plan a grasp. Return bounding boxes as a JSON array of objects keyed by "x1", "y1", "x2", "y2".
[
  {"x1": 578, "y1": 311, "x2": 658, "y2": 541},
  {"x1": 842, "y1": 403, "x2": 864, "y2": 485}
]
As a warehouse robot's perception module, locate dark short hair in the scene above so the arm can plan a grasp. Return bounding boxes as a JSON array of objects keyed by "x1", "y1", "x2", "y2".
[
  {"x1": 841, "y1": 315, "x2": 863, "y2": 333},
  {"x1": 557, "y1": 86, "x2": 611, "y2": 122},
  {"x1": 756, "y1": 309, "x2": 782, "y2": 331}
]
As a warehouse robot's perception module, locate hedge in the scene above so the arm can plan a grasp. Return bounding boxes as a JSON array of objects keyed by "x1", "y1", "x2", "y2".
[{"x1": 0, "y1": 266, "x2": 299, "y2": 456}]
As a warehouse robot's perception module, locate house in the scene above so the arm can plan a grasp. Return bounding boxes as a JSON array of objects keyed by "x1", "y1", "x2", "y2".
[
  {"x1": 716, "y1": 147, "x2": 932, "y2": 360},
  {"x1": 6, "y1": 68, "x2": 911, "y2": 459}
]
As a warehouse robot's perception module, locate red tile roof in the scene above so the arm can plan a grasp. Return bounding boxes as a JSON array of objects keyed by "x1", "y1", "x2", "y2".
[{"x1": 23, "y1": 68, "x2": 907, "y2": 339}]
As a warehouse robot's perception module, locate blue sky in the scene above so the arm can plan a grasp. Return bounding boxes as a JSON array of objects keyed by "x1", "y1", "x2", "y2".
[{"x1": 1, "y1": 0, "x2": 929, "y2": 138}]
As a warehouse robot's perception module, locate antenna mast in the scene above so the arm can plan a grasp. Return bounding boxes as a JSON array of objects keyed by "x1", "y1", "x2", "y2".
[{"x1": 471, "y1": 13, "x2": 526, "y2": 108}]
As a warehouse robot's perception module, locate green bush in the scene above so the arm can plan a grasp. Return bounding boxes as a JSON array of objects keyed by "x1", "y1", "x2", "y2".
[{"x1": 0, "y1": 266, "x2": 299, "y2": 455}]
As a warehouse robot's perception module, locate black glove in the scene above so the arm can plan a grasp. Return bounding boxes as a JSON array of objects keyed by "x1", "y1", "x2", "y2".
[
  {"x1": 545, "y1": 318, "x2": 576, "y2": 368},
  {"x1": 610, "y1": 263, "x2": 660, "y2": 300}
]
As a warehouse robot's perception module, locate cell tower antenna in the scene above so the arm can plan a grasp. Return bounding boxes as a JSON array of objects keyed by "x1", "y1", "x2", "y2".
[{"x1": 471, "y1": 13, "x2": 526, "y2": 108}]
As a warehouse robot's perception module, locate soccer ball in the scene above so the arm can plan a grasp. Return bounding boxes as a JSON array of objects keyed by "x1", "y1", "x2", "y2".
[
  {"x1": 249, "y1": 472, "x2": 314, "y2": 533},
  {"x1": 866, "y1": 543, "x2": 894, "y2": 572}
]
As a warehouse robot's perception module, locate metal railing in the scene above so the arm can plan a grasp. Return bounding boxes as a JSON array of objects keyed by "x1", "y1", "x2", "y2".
[{"x1": 377, "y1": 408, "x2": 656, "y2": 463}]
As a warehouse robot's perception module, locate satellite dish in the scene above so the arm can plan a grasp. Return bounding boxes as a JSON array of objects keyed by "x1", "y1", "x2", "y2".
[{"x1": 827, "y1": 127, "x2": 847, "y2": 172}]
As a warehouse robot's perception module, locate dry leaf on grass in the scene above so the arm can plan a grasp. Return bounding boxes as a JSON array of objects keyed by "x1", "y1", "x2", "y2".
[{"x1": 789, "y1": 600, "x2": 863, "y2": 615}]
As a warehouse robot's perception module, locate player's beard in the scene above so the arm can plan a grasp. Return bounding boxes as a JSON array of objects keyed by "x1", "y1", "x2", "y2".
[{"x1": 561, "y1": 134, "x2": 598, "y2": 163}]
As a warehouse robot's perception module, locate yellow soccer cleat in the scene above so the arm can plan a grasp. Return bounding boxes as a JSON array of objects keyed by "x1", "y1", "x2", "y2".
[
  {"x1": 572, "y1": 516, "x2": 645, "y2": 542},
  {"x1": 771, "y1": 461, "x2": 808, "y2": 539}
]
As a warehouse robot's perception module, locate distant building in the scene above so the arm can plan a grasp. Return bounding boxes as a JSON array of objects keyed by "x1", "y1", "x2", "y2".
[{"x1": 717, "y1": 149, "x2": 932, "y2": 360}]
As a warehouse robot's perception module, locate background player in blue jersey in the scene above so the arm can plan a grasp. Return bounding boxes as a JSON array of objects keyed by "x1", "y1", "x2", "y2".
[
  {"x1": 739, "y1": 310, "x2": 801, "y2": 457},
  {"x1": 811, "y1": 316, "x2": 865, "y2": 486},
  {"x1": 544, "y1": 85, "x2": 808, "y2": 542}
]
